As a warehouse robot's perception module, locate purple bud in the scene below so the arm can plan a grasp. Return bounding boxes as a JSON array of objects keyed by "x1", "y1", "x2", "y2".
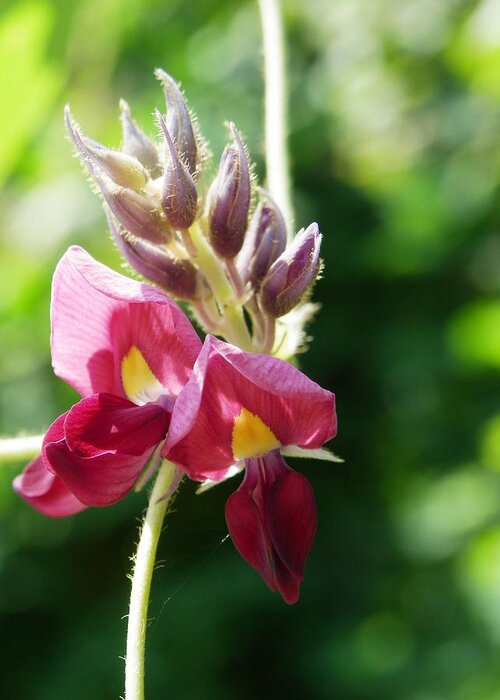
[
  {"x1": 65, "y1": 106, "x2": 149, "y2": 190},
  {"x1": 65, "y1": 107, "x2": 171, "y2": 243},
  {"x1": 106, "y1": 184, "x2": 172, "y2": 244},
  {"x1": 91, "y1": 166, "x2": 168, "y2": 244},
  {"x1": 155, "y1": 69, "x2": 197, "y2": 176},
  {"x1": 157, "y1": 111, "x2": 198, "y2": 230},
  {"x1": 260, "y1": 223, "x2": 322, "y2": 318},
  {"x1": 207, "y1": 123, "x2": 251, "y2": 259},
  {"x1": 237, "y1": 191, "x2": 287, "y2": 290},
  {"x1": 119, "y1": 99, "x2": 162, "y2": 177},
  {"x1": 86, "y1": 140, "x2": 149, "y2": 190},
  {"x1": 107, "y1": 209, "x2": 202, "y2": 300}
]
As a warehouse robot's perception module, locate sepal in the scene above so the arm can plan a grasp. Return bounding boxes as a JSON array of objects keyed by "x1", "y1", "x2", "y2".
[
  {"x1": 260, "y1": 223, "x2": 322, "y2": 317},
  {"x1": 207, "y1": 124, "x2": 251, "y2": 259},
  {"x1": 120, "y1": 99, "x2": 162, "y2": 177},
  {"x1": 237, "y1": 190, "x2": 287, "y2": 290},
  {"x1": 156, "y1": 69, "x2": 198, "y2": 176},
  {"x1": 157, "y1": 110, "x2": 198, "y2": 229}
]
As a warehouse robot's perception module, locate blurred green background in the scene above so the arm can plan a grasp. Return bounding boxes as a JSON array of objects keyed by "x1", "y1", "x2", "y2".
[{"x1": 1, "y1": 0, "x2": 500, "y2": 697}]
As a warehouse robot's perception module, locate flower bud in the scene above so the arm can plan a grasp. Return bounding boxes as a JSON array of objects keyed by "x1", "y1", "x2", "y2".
[
  {"x1": 65, "y1": 107, "x2": 170, "y2": 243},
  {"x1": 99, "y1": 172, "x2": 171, "y2": 244},
  {"x1": 260, "y1": 223, "x2": 322, "y2": 318},
  {"x1": 157, "y1": 111, "x2": 198, "y2": 230},
  {"x1": 65, "y1": 106, "x2": 149, "y2": 191},
  {"x1": 207, "y1": 123, "x2": 251, "y2": 259},
  {"x1": 107, "y1": 209, "x2": 202, "y2": 300},
  {"x1": 119, "y1": 99, "x2": 162, "y2": 177},
  {"x1": 155, "y1": 69, "x2": 197, "y2": 176},
  {"x1": 237, "y1": 191, "x2": 287, "y2": 290}
]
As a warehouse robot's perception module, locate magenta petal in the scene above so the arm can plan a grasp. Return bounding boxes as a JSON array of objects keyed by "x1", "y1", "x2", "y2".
[
  {"x1": 225, "y1": 489, "x2": 275, "y2": 592},
  {"x1": 203, "y1": 336, "x2": 336, "y2": 450},
  {"x1": 44, "y1": 439, "x2": 153, "y2": 507},
  {"x1": 267, "y1": 470, "x2": 317, "y2": 588},
  {"x1": 163, "y1": 338, "x2": 237, "y2": 478},
  {"x1": 164, "y1": 334, "x2": 336, "y2": 479},
  {"x1": 51, "y1": 246, "x2": 201, "y2": 397},
  {"x1": 42, "y1": 412, "x2": 68, "y2": 473},
  {"x1": 13, "y1": 456, "x2": 87, "y2": 517},
  {"x1": 64, "y1": 393, "x2": 170, "y2": 457}
]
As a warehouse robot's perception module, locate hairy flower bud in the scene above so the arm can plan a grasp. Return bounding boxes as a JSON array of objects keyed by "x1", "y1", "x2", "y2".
[
  {"x1": 65, "y1": 106, "x2": 149, "y2": 190},
  {"x1": 237, "y1": 191, "x2": 287, "y2": 290},
  {"x1": 157, "y1": 111, "x2": 198, "y2": 230},
  {"x1": 107, "y1": 209, "x2": 202, "y2": 300},
  {"x1": 99, "y1": 173, "x2": 171, "y2": 244},
  {"x1": 207, "y1": 124, "x2": 251, "y2": 259},
  {"x1": 85, "y1": 140, "x2": 149, "y2": 191},
  {"x1": 155, "y1": 69, "x2": 197, "y2": 176},
  {"x1": 119, "y1": 99, "x2": 162, "y2": 177},
  {"x1": 65, "y1": 107, "x2": 170, "y2": 243},
  {"x1": 260, "y1": 223, "x2": 322, "y2": 318}
]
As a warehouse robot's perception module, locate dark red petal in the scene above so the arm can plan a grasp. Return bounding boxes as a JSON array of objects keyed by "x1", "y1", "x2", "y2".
[
  {"x1": 225, "y1": 489, "x2": 276, "y2": 593},
  {"x1": 13, "y1": 455, "x2": 87, "y2": 517},
  {"x1": 266, "y1": 470, "x2": 317, "y2": 582},
  {"x1": 272, "y1": 557, "x2": 301, "y2": 605},
  {"x1": 163, "y1": 339, "x2": 236, "y2": 478},
  {"x1": 44, "y1": 439, "x2": 153, "y2": 507},
  {"x1": 64, "y1": 393, "x2": 170, "y2": 457},
  {"x1": 41, "y1": 412, "x2": 69, "y2": 474}
]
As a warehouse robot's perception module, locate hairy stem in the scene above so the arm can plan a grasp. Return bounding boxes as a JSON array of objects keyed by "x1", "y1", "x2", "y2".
[
  {"x1": 0, "y1": 435, "x2": 43, "y2": 462},
  {"x1": 125, "y1": 459, "x2": 179, "y2": 700},
  {"x1": 258, "y1": 0, "x2": 294, "y2": 235}
]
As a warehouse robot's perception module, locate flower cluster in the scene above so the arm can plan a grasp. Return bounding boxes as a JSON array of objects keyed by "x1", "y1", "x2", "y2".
[
  {"x1": 14, "y1": 72, "x2": 337, "y2": 604},
  {"x1": 65, "y1": 70, "x2": 322, "y2": 359}
]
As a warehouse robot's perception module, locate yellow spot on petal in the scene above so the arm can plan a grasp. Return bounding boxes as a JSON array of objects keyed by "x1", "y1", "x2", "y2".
[
  {"x1": 232, "y1": 407, "x2": 281, "y2": 460},
  {"x1": 121, "y1": 346, "x2": 164, "y2": 405}
]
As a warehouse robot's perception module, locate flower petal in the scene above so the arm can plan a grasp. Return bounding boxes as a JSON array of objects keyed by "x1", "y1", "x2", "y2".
[
  {"x1": 224, "y1": 453, "x2": 315, "y2": 604},
  {"x1": 225, "y1": 487, "x2": 276, "y2": 593},
  {"x1": 51, "y1": 246, "x2": 201, "y2": 397},
  {"x1": 164, "y1": 335, "x2": 336, "y2": 479},
  {"x1": 64, "y1": 393, "x2": 170, "y2": 457},
  {"x1": 266, "y1": 469, "x2": 317, "y2": 584},
  {"x1": 13, "y1": 455, "x2": 87, "y2": 517},
  {"x1": 44, "y1": 439, "x2": 153, "y2": 507},
  {"x1": 42, "y1": 411, "x2": 68, "y2": 473}
]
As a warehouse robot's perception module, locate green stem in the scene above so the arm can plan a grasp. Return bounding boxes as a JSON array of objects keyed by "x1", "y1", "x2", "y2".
[
  {"x1": 125, "y1": 459, "x2": 178, "y2": 700},
  {"x1": 189, "y1": 221, "x2": 253, "y2": 350},
  {"x1": 258, "y1": 0, "x2": 294, "y2": 235},
  {"x1": 0, "y1": 435, "x2": 43, "y2": 462}
]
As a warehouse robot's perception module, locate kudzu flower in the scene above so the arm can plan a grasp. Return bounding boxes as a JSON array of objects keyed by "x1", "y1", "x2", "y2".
[
  {"x1": 64, "y1": 71, "x2": 327, "y2": 356},
  {"x1": 163, "y1": 335, "x2": 337, "y2": 603},
  {"x1": 14, "y1": 246, "x2": 201, "y2": 514}
]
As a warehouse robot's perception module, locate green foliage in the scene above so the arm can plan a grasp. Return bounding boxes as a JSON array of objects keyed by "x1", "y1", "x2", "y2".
[{"x1": 1, "y1": 0, "x2": 500, "y2": 697}]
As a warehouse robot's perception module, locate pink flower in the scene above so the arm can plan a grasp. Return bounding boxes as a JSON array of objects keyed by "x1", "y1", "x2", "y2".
[
  {"x1": 163, "y1": 335, "x2": 337, "y2": 603},
  {"x1": 14, "y1": 246, "x2": 201, "y2": 515}
]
